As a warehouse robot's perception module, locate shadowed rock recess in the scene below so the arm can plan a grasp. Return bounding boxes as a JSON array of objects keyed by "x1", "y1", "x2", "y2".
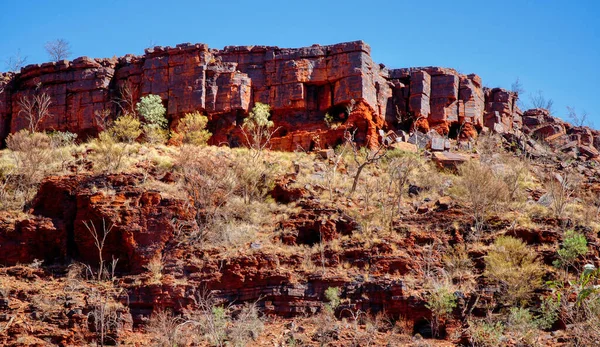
[{"x1": 0, "y1": 41, "x2": 522, "y2": 149}]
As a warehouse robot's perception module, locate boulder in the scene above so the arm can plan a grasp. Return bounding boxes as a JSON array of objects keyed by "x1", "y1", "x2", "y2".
[
  {"x1": 432, "y1": 151, "x2": 470, "y2": 169},
  {"x1": 391, "y1": 141, "x2": 418, "y2": 153}
]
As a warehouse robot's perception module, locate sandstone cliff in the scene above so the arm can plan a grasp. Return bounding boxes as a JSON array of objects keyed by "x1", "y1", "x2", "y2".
[{"x1": 0, "y1": 41, "x2": 525, "y2": 150}]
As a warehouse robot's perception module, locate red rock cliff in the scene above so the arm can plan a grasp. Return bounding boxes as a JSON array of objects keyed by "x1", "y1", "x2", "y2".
[{"x1": 0, "y1": 41, "x2": 522, "y2": 149}]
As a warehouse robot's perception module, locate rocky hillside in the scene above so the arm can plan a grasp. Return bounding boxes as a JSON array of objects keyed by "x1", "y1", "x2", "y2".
[{"x1": 0, "y1": 41, "x2": 600, "y2": 346}]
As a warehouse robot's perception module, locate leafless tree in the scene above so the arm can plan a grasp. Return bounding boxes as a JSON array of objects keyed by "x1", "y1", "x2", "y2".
[
  {"x1": 387, "y1": 154, "x2": 420, "y2": 216},
  {"x1": 566, "y1": 106, "x2": 590, "y2": 128},
  {"x1": 511, "y1": 77, "x2": 525, "y2": 96},
  {"x1": 346, "y1": 130, "x2": 389, "y2": 196},
  {"x1": 147, "y1": 310, "x2": 185, "y2": 346},
  {"x1": 94, "y1": 108, "x2": 113, "y2": 131},
  {"x1": 45, "y1": 39, "x2": 71, "y2": 62},
  {"x1": 545, "y1": 170, "x2": 579, "y2": 219},
  {"x1": 112, "y1": 81, "x2": 138, "y2": 116},
  {"x1": 511, "y1": 77, "x2": 525, "y2": 109},
  {"x1": 5, "y1": 49, "x2": 27, "y2": 72},
  {"x1": 83, "y1": 219, "x2": 114, "y2": 281},
  {"x1": 17, "y1": 91, "x2": 52, "y2": 132},
  {"x1": 325, "y1": 143, "x2": 349, "y2": 201},
  {"x1": 88, "y1": 285, "x2": 126, "y2": 347},
  {"x1": 529, "y1": 90, "x2": 554, "y2": 114}
]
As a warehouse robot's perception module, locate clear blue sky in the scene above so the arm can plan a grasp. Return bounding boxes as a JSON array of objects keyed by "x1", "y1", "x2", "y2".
[{"x1": 1, "y1": 0, "x2": 598, "y2": 126}]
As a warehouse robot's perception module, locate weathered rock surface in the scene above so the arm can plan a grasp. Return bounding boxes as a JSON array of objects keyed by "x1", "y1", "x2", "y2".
[
  {"x1": 0, "y1": 174, "x2": 196, "y2": 273},
  {"x1": 1, "y1": 41, "x2": 528, "y2": 150},
  {"x1": 520, "y1": 108, "x2": 600, "y2": 159}
]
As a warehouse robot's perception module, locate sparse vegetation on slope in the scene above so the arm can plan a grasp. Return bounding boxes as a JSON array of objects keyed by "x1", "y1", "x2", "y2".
[{"x1": 0, "y1": 102, "x2": 600, "y2": 347}]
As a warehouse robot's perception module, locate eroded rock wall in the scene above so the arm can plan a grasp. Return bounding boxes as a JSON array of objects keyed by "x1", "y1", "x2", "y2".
[
  {"x1": 0, "y1": 41, "x2": 522, "y2": 148},
  {"x1": 387, "y1": 67, "x2": 508, "y2": 137},
  {"x1": 9, "y1": 58, "x2": 116, "y2": 137}
]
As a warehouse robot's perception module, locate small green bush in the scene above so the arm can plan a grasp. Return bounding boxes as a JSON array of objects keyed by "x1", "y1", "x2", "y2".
[
  {"x1": 507, "y1": 307, "x2": 539, "y2": 344},
  {"x1": 110, "y1": 114, "x2": 142, "y2": 143},
  {"x1": 324, "y1": 112, "x2": 338, "y2": 129},
  {"x1": 468, "y1": 319, "x2": 505, "y2": 347},
  {"x1": 484, "y1": 236, "x2": 543, "y2": 305},
  {"x1": 426, "y1": 285, "x2": 457, "y2": 317},
  {"x1": 554, "y1": 230, "x2": 587, "y2": 268},
  {"x1": 176, "y1": 111, "x2": 212, "y2": 145},
  {"x1": 210, "y1": 306, "x2": 229, "y2": 345},
  {"x1": 136, "y1": 94, "x2": 167, "y2": 128},
  {"x1": 426, "y1": 283, "x2": 457, "y2": 337},
  {"x1": 48, "y1": 131, "x2": 78, "y2": 147},
  {"x1": 244, "y1": 103, "x2": 273, "y2": 131},
  {"x1": 324, "y1": 287, "x2": 341, "y2": 311},
  {"x1": 143, "y1": 124, "x2": 169, "y2": 144},
  {"x1": 537, "y1": 296, "x2": 560, "y2": 330},
  {"x1": 242, "y1": 102, "x2": 276, "y2": 159}
]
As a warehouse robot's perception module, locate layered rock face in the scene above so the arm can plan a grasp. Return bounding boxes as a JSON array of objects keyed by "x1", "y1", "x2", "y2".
[
  {"x1": 520, "y1": 108, "x2": 600, "y2": 158},
  {"x1": 0, "y1": 174, "x2": 195, "y2": 273},
  {"x1": 386, "y1": 67, "x2": 522, "y2": 138},
  {"x1": 0, "y1": 41, "x2": 523, "y2": 149}
]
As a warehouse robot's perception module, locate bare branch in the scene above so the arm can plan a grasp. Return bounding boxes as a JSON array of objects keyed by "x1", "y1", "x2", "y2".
[
  {"x1": 345, "y1": 129, "x2": 389, "y2": 196},
  {"x1": 94, "y1": 108, "x2": 113, "y2": 131},
  {"x1": 112, "y1": 81, "x2": 138, "y2": 116},
  {"x1": 17, "y1": 91, "x2": 52, "y2": 132},
  {"x1": 566, "y1": 106, "x2": 590, "y2": 128},
  {"x1": 83, "y1": 219, "x2": 115, "y2": 281},
  {"x1": 5, "y1": 49, "x2": 27, "y2": 72},
  {"x1": 511, "y1": 77, "x2": 525, "y2": 96},
  {"x1": 529, "y1": 90, "x2": 554, "y2": 114},
  {"x1": 45, "y1": 39, "x2": 71, "y2": 62}
]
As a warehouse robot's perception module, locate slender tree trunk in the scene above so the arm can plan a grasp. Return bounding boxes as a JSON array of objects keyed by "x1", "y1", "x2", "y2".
[{"x1": 350, "y1": 163, "x2": 368, "y2": 196}]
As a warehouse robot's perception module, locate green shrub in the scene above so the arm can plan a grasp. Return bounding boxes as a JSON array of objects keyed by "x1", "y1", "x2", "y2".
[
  {"x1": 451, "y1": 160, "x2": 509, "y2": 235},
  {"x1": 426, "y1": 282, "x2": 457, "y2": 337},
  {"x1": 537, "y1": 296, "x2": 560, "y2": 330},
  {"x1": 176, "y1": 111, "x2": 212, "y2": 145},
  {"x1": 554, "y1": 230, "x2": 587, "y2": 268},
  {"x1": 143, "y1": 124, "x2": 169, "y2": 144},
  {"x1": 210, "y1": 306, "x2": 229, "y2": 345},
  {"x1": 110, "y1": 114, "x2": 142, "y2": 143},
  {"x1": 89, "y1": 132, "x2": 130, "y2": 172},
  {"x1": 324, "y1": 112, "x2": 338, "y2": 129},
  {"x1": 507, "y1": 307, "x2": 539, "y2": 344},
  {"x1": 484, "y1": 236, "x2": 543, "y2": 305},
  {"x1": 467, "y1": 319, "x2": 505, "y2": 347},
  {"x1": 48, "y1": 131, "x2": 78, "y2": 147},
  {"x1": 242, "y1": 102, "x2": 276, "y2": 159},
  {"x1": 324, "y1": 287, "x2": 341, "y2": 312},
  {"x1": 6, "y1": 129, "x2": 53, "y2": 184},
  {"x1": 136, "y1": 94, "x2": 167, "y2": 128}
]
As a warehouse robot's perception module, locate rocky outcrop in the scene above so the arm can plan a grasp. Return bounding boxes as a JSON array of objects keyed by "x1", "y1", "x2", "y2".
[
  {"x1": 484, "y1": 87, "x2": 522, "y2": 133},
  {"x1": 386, "y1": 67, "x2": 492, "y2": 137},
  {"x1": 520, "y1": 108, "x2": 600, "y2": 159},
  {"x1": 0, "y1": 41, "x2": 523, "y2": 149},
  {"x1": 0, "y1": 174, "x2": 196, "y2": 272}
]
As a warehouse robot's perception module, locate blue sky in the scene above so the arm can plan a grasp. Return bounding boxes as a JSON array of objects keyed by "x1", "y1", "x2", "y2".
[{"x1": 1, "y1": 0, "x2": 598, "y2": 126}]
